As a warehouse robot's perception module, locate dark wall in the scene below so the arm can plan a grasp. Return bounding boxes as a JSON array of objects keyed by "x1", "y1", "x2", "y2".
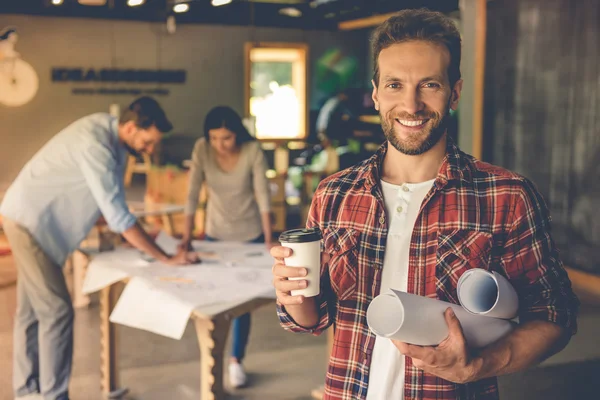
[{"x1": 484, "y1": 0, "x2": 600, "y2": 272}]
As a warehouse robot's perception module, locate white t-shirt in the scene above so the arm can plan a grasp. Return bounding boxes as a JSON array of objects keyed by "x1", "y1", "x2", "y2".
[{"x1": 365, "y1": 178, "x2": 435, "y2": 400}]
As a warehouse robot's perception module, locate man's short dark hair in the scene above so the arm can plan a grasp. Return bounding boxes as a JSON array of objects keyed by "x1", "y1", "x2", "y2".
[
  {"x1": 370, "y1": 8, "x2": 462, "y2": 87},
  {"x1": 119, "y1": 96, "x2": 173, "y2": 133}
]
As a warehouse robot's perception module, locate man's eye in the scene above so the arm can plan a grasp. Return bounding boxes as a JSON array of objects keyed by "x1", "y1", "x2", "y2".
[
  {"x1": 424, "y1": 82, "x2": 440, "y2": 88},
  {"x1": 387, "y1": 83, "x2": 400, "y2": 89}
]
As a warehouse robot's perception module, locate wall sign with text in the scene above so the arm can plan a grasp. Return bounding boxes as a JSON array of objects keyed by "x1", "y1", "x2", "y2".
[{"x1": 51, "y1": 67, "x2": 187, "y2": 96}]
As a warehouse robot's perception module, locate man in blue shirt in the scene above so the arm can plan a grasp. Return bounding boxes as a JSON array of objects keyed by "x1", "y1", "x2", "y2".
[{"x1": 1, "y1": 96, "x2": 195, "y2": 400}]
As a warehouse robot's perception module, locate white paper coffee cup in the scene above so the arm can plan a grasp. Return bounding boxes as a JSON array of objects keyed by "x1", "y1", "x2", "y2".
[{"x1": 279, "y1": 228, "x2": 322, "y2": 297}]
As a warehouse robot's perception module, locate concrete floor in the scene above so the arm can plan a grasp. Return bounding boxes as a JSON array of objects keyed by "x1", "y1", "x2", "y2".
[{"x1": 0, "y1": 285, "x2": 328, "y2": 400}]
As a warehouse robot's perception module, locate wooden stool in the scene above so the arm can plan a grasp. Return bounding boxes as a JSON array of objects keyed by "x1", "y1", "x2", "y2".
[{"x1": 124, "y1": 153, "x2": 152, "y2": 187}]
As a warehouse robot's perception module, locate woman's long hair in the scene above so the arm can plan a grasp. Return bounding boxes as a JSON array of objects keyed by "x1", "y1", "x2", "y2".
[{"x1": 203, "y1": 106, "x2": 255, "y2": 146}]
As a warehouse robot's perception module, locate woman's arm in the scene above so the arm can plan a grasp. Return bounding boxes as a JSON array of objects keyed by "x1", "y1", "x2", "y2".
[
  {"x1": 252, "y1": 144, "x2": 273, "y2": 245},
  {"x1": 182, "y1": 140, "x2": 206, "y2": 246},
  {"x1": 260, "y1": 211, "x2": 273, "y2": 247}
]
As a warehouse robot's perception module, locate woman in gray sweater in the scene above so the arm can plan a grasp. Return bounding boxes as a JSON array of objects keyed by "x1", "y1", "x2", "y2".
[{"x1": 180, "y1": 106, "x2": 272, "y2": 388}]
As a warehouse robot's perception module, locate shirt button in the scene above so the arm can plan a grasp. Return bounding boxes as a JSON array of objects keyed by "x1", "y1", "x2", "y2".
[
  {"x1": 379, "y1": 216, "x2": 385, "y2": 225},
  {"x1": 396, "y1": 206, "x2": 403, "y2": 213},
  {"x1": 462, "y1": 247, "x2": 471, "y2": 256},
  {"x1": 402, "y1": 186, "x2": 410, "y2": 192}
]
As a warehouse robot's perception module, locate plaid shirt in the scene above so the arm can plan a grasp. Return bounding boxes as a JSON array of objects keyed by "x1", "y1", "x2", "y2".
[{"x1": 277, "y1": 138, "x2": 579, "y2": 400}]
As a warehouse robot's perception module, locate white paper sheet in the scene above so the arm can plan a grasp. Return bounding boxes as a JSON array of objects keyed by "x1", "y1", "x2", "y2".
[
  {"x1": 81, "y1": 264, "x2": 129, "y2": 294},
  {"x1": 133, "y1": 263, "x2": 275, "y2": 306},
  {"x1": 367, "y1": 289, "x2": 515, "y2": 348},
  {"x1": 108, "y1": 266, "x2": 275, "y2": 338},
  {"x1": 192, "y1": 241, "x2": 273, "y2": 268},
  {"x1": 155, "y1": 230, "x2": 181, "y2": 255},
  {"x1": 109, "y1": 277, "x2": 193, "y2": 340},
  {"x1": 81, "y1": 249, "x2": 149, "y2": 294},
  {"x1": 457, "y1": 269, "x2": 519, "y2": 319},
  {"x1": 82, "y1": 235, "x2": 277, "y2": 339}
]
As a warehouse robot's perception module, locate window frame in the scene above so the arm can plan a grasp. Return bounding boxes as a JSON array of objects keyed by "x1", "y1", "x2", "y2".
[{"x1": 244, "y1": 42, "x2": 309, "y2": 141}]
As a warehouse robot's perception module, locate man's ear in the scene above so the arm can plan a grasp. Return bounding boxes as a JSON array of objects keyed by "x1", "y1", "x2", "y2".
[
  {"x1": 450, "y1": 79, "x2": 463, "y2": 111},
  {"x1": 121, "y1": 121, "x2": 137, "y2": 138},
  {"x1": 371, "y1": 79, "x2": 379, "y2": 111}
]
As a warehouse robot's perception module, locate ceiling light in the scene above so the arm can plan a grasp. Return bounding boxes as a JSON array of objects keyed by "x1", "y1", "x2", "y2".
[
  {"x1": 173, "y1": 3, "x2": 189, "y2": 13},
  {"x1": 51, "y1": 0, "x2": 63, "y2": 5},
  {"x1": 77, "y1": 0, "x2": 108, "y2": 5},
  {"x1": 279, "y1": 7, "x2": 302, "y2": 17},
  {"x1": 211, "y1": 0, "x2": 232, "y2": 6},
  {"x1": 127, "y1": 0, "x2": 145, "y2": 6}
]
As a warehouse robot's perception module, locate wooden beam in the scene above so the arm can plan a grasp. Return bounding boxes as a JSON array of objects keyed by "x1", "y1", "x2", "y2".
[
  {"x1": 472, "y1": 0, "x2": 487, "y2": 160},
  {"x1": 338, "y1": 12, "x2": 398, "y2": 31},
  {"x1": 565, "y1": 266, "x2": 600, "y2": 305}
]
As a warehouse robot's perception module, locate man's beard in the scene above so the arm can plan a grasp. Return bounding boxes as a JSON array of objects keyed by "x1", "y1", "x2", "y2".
[{"x1": 381, "y1": 101, "x2": 451, "y2": 156}]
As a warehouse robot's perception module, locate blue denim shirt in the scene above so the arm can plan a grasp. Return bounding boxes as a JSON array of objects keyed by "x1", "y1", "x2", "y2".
[{"x1": 0, "y1": 113, "x2": 137, "y2": 266}]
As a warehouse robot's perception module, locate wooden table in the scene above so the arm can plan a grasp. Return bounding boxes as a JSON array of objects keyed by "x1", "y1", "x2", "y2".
[
  {"x1": 99, "y1": 279, "x2": 274, "y2": 399},
  {"x1": 71, "y1": 202, "x2": 185, "y2": 309},
  {"x1": 127, "y1": 201, "x2": 185, "y2": 236}
]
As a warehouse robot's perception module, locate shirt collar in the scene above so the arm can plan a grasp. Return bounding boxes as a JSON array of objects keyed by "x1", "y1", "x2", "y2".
[
  {"x1": 359, "y1": 134, "x2": 473, "y2": 190},
  {"x1": 110, "y1": 116, "x2": 128, "y2": 166},
  {"x1": 110, "y1": 116, "x2": 120, "y2": 142}
]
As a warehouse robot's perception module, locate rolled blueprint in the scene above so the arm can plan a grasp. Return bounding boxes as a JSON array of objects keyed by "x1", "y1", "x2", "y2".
[
  {"x1": 457, "y1": 269, "x2": 519, "y2": 320},
  {"x1": 366, "y1": 289, "x2": 515, "y2": 348}
]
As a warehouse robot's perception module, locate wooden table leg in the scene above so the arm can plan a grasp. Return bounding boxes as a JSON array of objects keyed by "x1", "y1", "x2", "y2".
[
  {"x1": 72, "y1": 250, "x2": 91, "y2": 309},
  {"x1": 194, "y1": 315, "x2": 232, "y2": 400},
  {"x1": 100, "y1": 282, "x2": 129, "y2": 399}
]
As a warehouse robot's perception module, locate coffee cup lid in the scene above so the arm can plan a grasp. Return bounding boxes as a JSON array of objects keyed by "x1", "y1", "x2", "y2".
[{"x1": 279, "y1": 227, "x2": 322, "y2": 243}]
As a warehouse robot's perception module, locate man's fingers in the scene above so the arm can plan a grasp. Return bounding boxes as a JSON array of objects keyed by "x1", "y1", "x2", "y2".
[
  {"x1": 393, "y1": 341, "x2": 432, "y2": 361},
  {"x1": 271, "y1": 246, "x2": 310, "y2": 306},
  {"x1": 272, "y1": 263, "x2": 308, "y2": 278},
  {"x1": 444, "y1": 308, "x2": 466, "y2": 342},
  {"x1": 392, "y1": 340, "x2": 410, "y2": 354},
  {"x1": 270, "y1": 245, "x2": 293, "y2": 259},
  {"x1": 273, "y1": 277, "x2": 308, "y2": 293},
  {"x1": 412, "y1": 358, "x2": 426, "y2": 370},
  {"x1": 187, "y1": 254, "x2": 200, "y2": 263},
  {"x1": 276, "y1": 292, "x2": 305, "y2": 305}
]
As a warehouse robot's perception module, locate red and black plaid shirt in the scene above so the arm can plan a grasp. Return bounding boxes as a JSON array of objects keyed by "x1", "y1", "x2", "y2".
[{"x1": 277, "y1": 138, "x2": 579, "y2": 400}]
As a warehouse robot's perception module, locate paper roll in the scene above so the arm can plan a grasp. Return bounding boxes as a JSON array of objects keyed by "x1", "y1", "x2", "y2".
[
  {"x1": 457, "y1": 269, "x2": 519, "y2": 319},
  {"x1": 366, "y1": 289, "x2": 515, "y2": 348}
]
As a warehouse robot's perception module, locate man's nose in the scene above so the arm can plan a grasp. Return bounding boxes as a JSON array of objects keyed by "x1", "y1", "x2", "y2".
[{"x1": 400, "y1": 88, "x2": 425, "y2": 116}]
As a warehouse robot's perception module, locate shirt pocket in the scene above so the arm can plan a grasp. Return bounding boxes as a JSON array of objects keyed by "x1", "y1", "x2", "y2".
[
  {"x1": 324, "y1": 227, "x2": 360, "y2": 301},
  {"x1": 436, "y1": 229, "x2": 493, "y2": 303}
]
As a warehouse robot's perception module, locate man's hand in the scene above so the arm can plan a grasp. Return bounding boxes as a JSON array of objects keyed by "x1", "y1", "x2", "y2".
[
  {"x1": 270, "y1": 245, "x2": 330, "y2": 328},
  {"x1": 177, "y1": 237, "x2": 193, "y2": 253},
  {"x1": 392, "y1": 308, "x2": 479, "y2": 384},
  {"x1": 271, "y1": 245, "x2": 310, "y2": 305},
  {"x1": 164, "y1": 249, "x2": 200, "y2": 266},
  {"x1": 270, "y1": 245, "x2": 331, "y2": 305}
]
